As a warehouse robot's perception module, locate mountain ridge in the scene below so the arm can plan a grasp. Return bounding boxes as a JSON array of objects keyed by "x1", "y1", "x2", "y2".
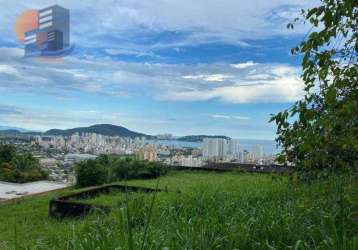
[
  {"x1": 0, "y1": 124, "x2": 230, "y2": 141},
  {"x1": 0, "y1": 126, "x2": 33, "y2": 132},
  {"x1": 44, "y1": 124, "x2": 151, "y2": 138}
]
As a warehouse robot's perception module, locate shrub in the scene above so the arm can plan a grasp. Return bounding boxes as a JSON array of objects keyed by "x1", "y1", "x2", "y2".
[
  {"x1": 75, "y1": 155, "x2": 169, "y2": 187},
  {"x1": 0, "y1": 162, "x2": 17, "y2": 182},
  {"x1": 0, "y1": 145, "x2": 48, "y2": 183},
  {"x1": 0, "y1": 145, "x2": 16, "y2": 164},
  {"x1": 112, "y1": 157, "x2": 168, "y2": 181},
  {"x1": 75, "y1": 159, "x2": 107, "y2": 187}
]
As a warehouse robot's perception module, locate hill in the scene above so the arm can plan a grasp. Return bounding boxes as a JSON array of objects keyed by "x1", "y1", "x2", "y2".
[
  {"x1": 0, "y1": 124, "x2": 231, "y2": 141},
  {"x1": 177, "y1": 135, "x2": 231, "y2": 142},
  {"x1": 0, "y1": 126, "x2": 31, "y2": 132},
  {"x1": 0, "y1": 129, "x2": 22, "y2": 135},
  {"x1": 45, "y1": 124, "x2": 152, "y2": 138}
]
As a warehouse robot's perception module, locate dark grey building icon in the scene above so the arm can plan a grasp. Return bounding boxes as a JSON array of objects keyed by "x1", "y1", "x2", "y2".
[{"x1": 24, "y1": 5, "x2": 70, "y2": 57}]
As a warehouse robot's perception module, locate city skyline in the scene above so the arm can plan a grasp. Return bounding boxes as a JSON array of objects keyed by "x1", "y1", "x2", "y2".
[
  {"x1": 0, "y1": 1, "x2": 318, "y2": 139},
  {"x1": 0, "y1": 123, "x2": 279, "y2": 144}
]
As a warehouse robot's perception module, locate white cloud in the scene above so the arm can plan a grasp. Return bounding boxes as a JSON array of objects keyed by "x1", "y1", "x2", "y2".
[
  {"x1": 0, "y1": 1, "x2": 317, "y2": 51},
  {"x1": 77, "y1": 110, "x2": 99, "y2": 114},
  {"x1": 232, "y1": 115, "x2": 250, "y2": 120},
  {"x1": 0, "y1": 64, "x2": 18, "y2": 75},
  {"x1": 211, "y1": 114, "x2": 249, "y2": 120},
  {"x1": 165, "y1": 63, "x2": 304, "y2": 103},
  {"x1": 0, "y1": 48, "x2": 23, "y2": 59},
  {"x1": 271, "y1": 65, "x2": 297, "y2": 76},
  {"x1": 104, "y1": 48, "x2": 157, "y2": 58},
  {"x1": 0, "y1": 47, "x2": 304, "y2": 104},
  {"x1": 168, "y1": 76, "x2": 303, "y2": 103},
  {"x1": 183, "y1": 74, "x2": 232, "y2": 82},
  {"x1": 246, "y1": 73, "x2": 272, "y2": 80},
  {"x1": 231, "y1": 61, "x2": 258, "y2": 69}
]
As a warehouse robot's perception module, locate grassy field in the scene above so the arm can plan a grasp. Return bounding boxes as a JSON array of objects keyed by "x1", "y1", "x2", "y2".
[{"x1": 0, "y1": 170, "x2": 357, "y2": 249}]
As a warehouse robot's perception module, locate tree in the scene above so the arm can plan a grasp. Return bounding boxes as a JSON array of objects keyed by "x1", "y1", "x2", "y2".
[
  {"x1": 0, "y1": 145, "x2": 47, "y2": 183},
  {"x1": 11, "y1": 154, "x2": 40, "y2": 172},
  {"x1": 270, "y1": 0, "x2": 358, "y2": 180},
  {"x1": 74, "y1": 156, "x2": 169, "y2": 187},
  {"x1": 0, "y1": 145, "x2": 16, "y2": 164},
  {"x1": 0, "y1": 162, "x2": 17, "y2": 182},
  {"x1": 10, "y1": 154, "x2": 47, "y2": 182},
  {"x1": 75, "y1": 159, "x2": 107, "y2": 187}
]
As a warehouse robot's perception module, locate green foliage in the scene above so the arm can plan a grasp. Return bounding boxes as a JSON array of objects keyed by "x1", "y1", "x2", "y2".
[
  {"x1": 0, "y1": 162, "x2": 16, "y2": 182},
  {"x1": 270, "y1": 0, "x2": 358, "y2": 180},
  {"x1": 0, "y1": 145, "x2": 16, "y2": 164},
  {"x1": 75, "y1": 159, "x2": 107, "y2": 187},
  {"x1": 0, "y1": 172, "x2": 357, "y2": 249},
  {"x1": 75, "y1": 155, "x2": 168, "y2": 187},
  {"x1": 0, "y1": 145, "x2": 47, "y2": 183},
  {"x1": 112, "y1": 157, "x2": 168, "y2": 180}
]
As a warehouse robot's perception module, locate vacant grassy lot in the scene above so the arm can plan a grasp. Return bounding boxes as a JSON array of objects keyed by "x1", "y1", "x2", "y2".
[{"x1": 0, "y1": 171, "x2": 357, "y2": 249}]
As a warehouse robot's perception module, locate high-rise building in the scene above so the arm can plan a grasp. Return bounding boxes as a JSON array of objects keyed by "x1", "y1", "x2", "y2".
[
  {"x1": 180, "y1": 155, "x2": 203, "y2": 167},
  {"x1": 252, "y1": 144, "x2": 264, "y2": 160},
  {"x1": 238, "y1": 151, "x2": 244, "y2": 163},
  {"x1": 228, "y1": 139, "x2": 240, "y2": 159},
  {"x1": 202, "y1": 138, "x2": 229, "y2": 160},
  {"x1": 24, "y1": 5, "x2": 70, "y2": 56},
  {"x1": 243, "y1": 150, "x2": 252, "y2": 163},
  {"x1": 70, "y1": 133, "x2": 80, "y2": 144},
  {"x1": 137, "y1": 146, "x2": 157, "y2": 162}
]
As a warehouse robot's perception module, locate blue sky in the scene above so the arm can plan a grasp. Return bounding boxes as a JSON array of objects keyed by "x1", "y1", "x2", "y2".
[{"x1": 0, "y1": 0, "x2": 317, "y2": 139}]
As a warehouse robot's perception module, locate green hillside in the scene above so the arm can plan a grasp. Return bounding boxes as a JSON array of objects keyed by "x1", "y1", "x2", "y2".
[
  {"x1": 45, "y1": 124, "x2": 152, "y2": 138},
  {"x1": 0, "y1": 171, "x2": 357, "y2": 249}
]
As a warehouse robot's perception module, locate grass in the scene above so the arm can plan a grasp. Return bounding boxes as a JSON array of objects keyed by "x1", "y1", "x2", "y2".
[{"x1": 0, "y1": 170, "x2": 357, "y2": 249}]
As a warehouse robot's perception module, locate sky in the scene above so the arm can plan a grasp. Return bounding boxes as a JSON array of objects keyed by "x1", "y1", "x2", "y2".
[{"x1": 0, "y1": 0, "x2": 318, "y2": 139}]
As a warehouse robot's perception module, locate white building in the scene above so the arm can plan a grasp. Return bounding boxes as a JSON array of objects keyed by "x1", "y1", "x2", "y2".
[
  {"x1": 228, "y1": 139, "x2": 240, "y2": 159},
  {"x1": 180, "y1": 155, "x2": 204, "y2": 167},
  {"x1": 202, "y1": 138, "x2": 229, "y2": 160},
  {"x1": 70, "y1": 133, "x2": 80, "y2": 144},
  {"x1": 252, "y1": 144, "x2": 264, "y2": 161},
  {"x1": 136, "y1": 146, "x2": 157, "y2": 162}
]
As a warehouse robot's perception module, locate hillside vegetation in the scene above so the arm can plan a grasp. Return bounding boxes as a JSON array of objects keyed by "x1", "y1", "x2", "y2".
[
  {"x1": 45, "y1": 124, "x2": 151, "y2": 138},
  {"x1": 0, "y1": 145, "x2": 48, "y2": 183}
]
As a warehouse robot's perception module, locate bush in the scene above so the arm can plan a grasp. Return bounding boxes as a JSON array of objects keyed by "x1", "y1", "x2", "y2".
[
  {"x1": 75, "y1": 155, "x2": 169, "y2": 187},
  {"x1": 0, "y1": 145, "x2": 48, "y2": 183},
  {"x1": 0, "y1": 145, "x2": 16, "y2": 163},
  {"x1": 76, "y1": 159, "x2": 107, "y2": 187},
  {"x1": 0, "y1": 162, "x2": 17, "y2": 182},
  {"x1": 112, "y1": 157, "x2": 168, "y2": 180}
]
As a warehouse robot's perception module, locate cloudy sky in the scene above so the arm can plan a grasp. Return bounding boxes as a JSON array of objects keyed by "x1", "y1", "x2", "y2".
[{"x1": 0, "y1": 0, "x2": 317, "y2": 139}]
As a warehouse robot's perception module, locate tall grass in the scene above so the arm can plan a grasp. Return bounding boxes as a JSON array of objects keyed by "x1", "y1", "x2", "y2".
[{"x1": 0, "y1": 171, "x2": 357, "y2": 249}]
